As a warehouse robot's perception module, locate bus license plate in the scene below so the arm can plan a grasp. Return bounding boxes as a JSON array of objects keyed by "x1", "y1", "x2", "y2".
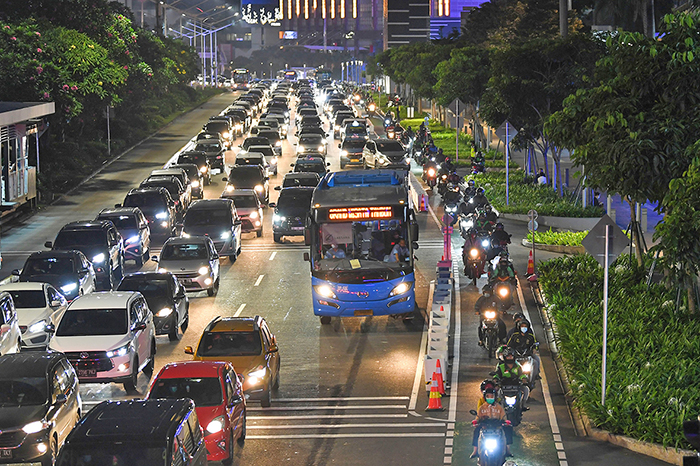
[
  {"x1": 354, "y1": 310, "x2": 373, "y2": 316},
  {"x1": 0, "y1": 450, "x2": 12, "y2": 458},
  {"x1": 78, "y1": 369, "x2": 97, "y2": 378}
]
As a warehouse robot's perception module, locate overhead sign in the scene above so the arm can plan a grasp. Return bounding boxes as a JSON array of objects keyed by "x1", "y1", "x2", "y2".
[
  {"x1": 447, "y1": 99, "x2": 467, "y2": 116},
  {"x1": 283, "y1": 30, "x2": 298, "y2": 39},
  {"x1": 581, "y1": 215, "x2": 629, "y2": 267},
  {"x1": 328, "y1": 206, "x2": 393, "y2": 221},
  {"x1": 495, "y1": 120, "x2": 518, "y2": 144}
]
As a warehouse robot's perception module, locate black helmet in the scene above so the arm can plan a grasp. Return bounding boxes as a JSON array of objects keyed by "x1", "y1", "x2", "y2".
[
  {"x1": 499, "y1": 251, "x2": 509, "y2": 259},
  {"x1": 484, "y1": 205, "x2": 492, "y2": 212},
  {"x1": 484, "y1": 387, "x2": 497, "y2": 396},
  {"x1": 477, "y1": 187, "x2": 485, "y2": 195},
  {"x1": 519, "y1": 319, "x2": 531, "y2": 330},
  {"x1": 480, "y1": 379, "x2": 496, "y2": 392},
  {"x1": 468, "y1": 179, "x2": 475, "y2": 187},
  {"x1": 495, "y1": 222, "x2": 504, "y2": 230},
  {"x1": 512, "y1": 312, "x2": 526, "y2": 324},
  {"x1": 504, "y1": 351, "x2": 516, "y2": 363},
  {"x1": 482, "y1": 284, "x2": 493, "y2": 295}
]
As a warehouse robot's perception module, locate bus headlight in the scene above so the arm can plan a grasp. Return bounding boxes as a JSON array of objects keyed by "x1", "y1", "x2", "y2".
[
  {"x1": 390, "y1": 282, "x2": 413, "y2": 297},
  {"x1": 314, "y1": 285, "x2": 337, "y2": 299}
]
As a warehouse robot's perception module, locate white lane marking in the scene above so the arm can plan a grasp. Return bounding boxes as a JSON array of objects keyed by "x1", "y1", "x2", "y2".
[
  {"x1": 269, "y1": 251, "x2": 277, "y2": 260},
  {"x1": 274, "y1": 396, "x2": 409, "y2": 402},
  {"x1": 254, "y1": 274, "x2": 264, "y2": 286},
  {"x1": 516, "y1": 278, "x2": 568, "y2": 465},
  {"x1": 234, "y1": 303, "x2": 246, "y2": 317},
  {"x1": 246, "y1": 433, "x2": 446, "y2": 439},
  {"x1": 428, "y1": 201, "x2": 442, "y2": 228},
  {"x1": 248, "y1": 414, "x2": 408, "y2": 420},
  {"x1": 247, "y1": 423, "x2": 445, "y2": 430},
  {"x1": 246, "y1": 405, "x2": 407, "y2": 412},
  {"x1": 448, "y1": 261, "x2": 461, "y2": 423},
  {"x1": 409, "y1": 280, "x2": 432, "y2": 412}
]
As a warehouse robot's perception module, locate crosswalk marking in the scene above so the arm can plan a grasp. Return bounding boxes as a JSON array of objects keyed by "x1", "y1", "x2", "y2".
[
  {"x1": 246, "y1": 404, "x2": 407, "y2": 411},
  {"x1": 247, "y1": 423, "x2": 445, "y2": 429},
  {"x1": 246, "y1": 433, "x2": 446, "y2": 439},
  {"x1": 247, "y1": 414, "x2": 408, "y2": 420}
]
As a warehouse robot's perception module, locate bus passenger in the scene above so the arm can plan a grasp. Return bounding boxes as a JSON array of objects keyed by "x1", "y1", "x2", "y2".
[
  {"x1": 325, "y1": 243, "x2": 346, "y2": 259},
  {"x1": 388, "y1": 238, "x2": 409, "y2": 262}
]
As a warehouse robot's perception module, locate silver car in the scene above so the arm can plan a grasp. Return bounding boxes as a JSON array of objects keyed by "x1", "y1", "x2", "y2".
[
  {"x1": 154, "y1": 236, "x2": 221, "y2": 296},
  {"x1": 362, "y1": 139, "x2": 411, "y2": 169},
  {"x1": 0, "y1": 291, "x2": 21, "y2": 355}
]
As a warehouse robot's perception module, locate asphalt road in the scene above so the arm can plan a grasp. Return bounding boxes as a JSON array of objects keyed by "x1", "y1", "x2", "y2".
[{"x1": 0, "y1": 91, "x2": 672, "y2": 466}]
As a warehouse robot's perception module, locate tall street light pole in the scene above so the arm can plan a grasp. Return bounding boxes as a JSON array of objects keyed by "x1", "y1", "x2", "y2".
[{"x1": 559, "y1": 0, "x2": 567, "y2": 37}]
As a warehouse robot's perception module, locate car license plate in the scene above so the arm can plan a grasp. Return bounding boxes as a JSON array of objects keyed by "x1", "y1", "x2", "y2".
[
  {"x1": 354, "y1": 310, "x2": 373, "y2": 316},
  {"x1": 291, "y1": 227, "x2": 305, "y2": 231},
  {"x1": 78, "y1": 369, "x2": 97, "y2": 378},
  {"x1": 0, "y1": 450, "x2": 12, "y2": 458},
  {"x1": 182, "y1": 279, "x2": 193, "y2": 285},
  {"x1": 351, "y1": 158, "x2": 360, "y2": 162}
]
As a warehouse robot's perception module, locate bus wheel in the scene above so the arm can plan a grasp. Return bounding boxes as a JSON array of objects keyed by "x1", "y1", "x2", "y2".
[{"x1": 320, "y1": 316, "x2": 332, "y2": 325}]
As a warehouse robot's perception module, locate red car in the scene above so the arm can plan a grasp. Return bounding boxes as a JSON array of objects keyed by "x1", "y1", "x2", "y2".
[{"x1": 147, "y1": 361, "x2": 247, "y2": 464}]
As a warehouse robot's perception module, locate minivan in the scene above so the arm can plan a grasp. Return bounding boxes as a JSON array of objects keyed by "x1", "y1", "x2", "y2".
[{"x1": 181, "y1": 199, "x2": 242, "y2": 261}]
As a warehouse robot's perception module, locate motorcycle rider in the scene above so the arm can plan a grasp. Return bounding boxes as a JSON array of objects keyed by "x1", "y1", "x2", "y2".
[
  {"x1": 493, "y1": 349, "x2": 530, "y2": 410},
  {"x1": 483, "y1": 205, "x2": 498, "y2": 224},
  {"x1": 474, "y1": 210, "x2": 495, "y2": 234},
  {"x1": 506, "y1": 319, "x2": 541, "y2": 386},
  {"x1": 470, "y1": 387, "x2": 513, "y2": 458},
  {"x1": 464, "y1": 179, "x2": 478, "y2": 198},
  {"x1": 472, "y1": 187, "x2": 489, "y2": 209},
  {"x1": 474, "y1": 284, "x2": 507, "y2": 345},
  {"x1": 489, "y1": 222, "x2": 512, "y2": 260},
  {"x1": 490, "y1": 251, "x2": 516, "y2": 283},
  {"x1": 506, "y1": 313, "x2": 526, "y2": 340}
]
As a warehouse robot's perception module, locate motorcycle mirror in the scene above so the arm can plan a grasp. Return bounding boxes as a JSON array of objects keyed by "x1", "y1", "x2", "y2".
[{"x1": 469, "y1": 409, "x2": 478, "y2": 416}]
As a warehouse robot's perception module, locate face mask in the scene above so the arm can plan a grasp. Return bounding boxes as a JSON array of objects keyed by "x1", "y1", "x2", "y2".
[
  {"x1": 521, "y1": 327, "x2": 528, "y2": 333},
  {"x1": 485, "y1": 397, "x2": 495, "y2": 404}
]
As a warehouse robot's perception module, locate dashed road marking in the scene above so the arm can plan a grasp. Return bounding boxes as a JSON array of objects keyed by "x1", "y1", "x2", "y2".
[
  {"x1": 234, "y1": 303, "x2": 246, "y2": 317},
  {"x1": 269, "y1": 251, "x2": 277, "y2": 260},
  {"x1": 254, "y1": 274, "x2": 264, "y2": 286}
]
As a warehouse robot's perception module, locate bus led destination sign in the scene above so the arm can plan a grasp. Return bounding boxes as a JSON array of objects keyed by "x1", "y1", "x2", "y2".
[{"x1": 328, "y1": 206, "x2": 393, "y2": 221}]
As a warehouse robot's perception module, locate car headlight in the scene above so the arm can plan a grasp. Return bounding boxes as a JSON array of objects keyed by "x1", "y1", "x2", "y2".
[
  {"x1": 191, "y1": 180, "x2": 200, "y2": 188},
  {"x1": 92, "y1": 253, "x2": 105, "y2": 263},
  {"x1": 340, "y1": 150, "x2": 348, "y2": 156},
  {"x1": 181, "y1": 232, "x2": 191, "y2": 238},
  {"x1": 222, "y1": 131, "x2": 230, "y2": 139},
  {"x1": 481, "y1": 239, "x2": 490, "y2": 247},
  {"x1": 249, "y1": 211, "x2": 259, "y2": 219},
  {"x1": 484, "y1": 310, "x2": 496, "y2": 319},
  {"x1": 158, "y1": 267, "x2": 168, "y2": 273},
  {"x1": 22, "y1": 420, "x2": 50, "y2": 434},
  {"x1": 521, "y1": 362, "x2": 532, "y2": 373},
  {"x1": 198, "y1": 266, "x2": 210, "y2": 276},
  {"x1": 390, "y1": 282, "x2": 413, "y2": 297},
  {"x1": 199, "y1": 166, "x2": 208, "y2": 173},
  {"x1": 298, "y1": 147, "x2": 306, "y2": 152},
  {"x1": 220, "y1": 231, "x2": 231, "y2": 240},
  {"x1": 318, "y1": 146, "x2": 325, "y2": 152},
  {"x1": 206, "y1": 416, "x2": 224, "y2": 434},
  {"x1": 334, "y1": 125, "x2": 340, "y2": 130},
  {"x1": 61, "y1": 283, "x2": 77, "y2": 294},
  {"x1": 106, "y1": 344, "x2": 130, "y2": 358},
  {"x1": 27, "y1": 320, "x2": 48, "y2": 334},
  {"x1": 505, "y1": 396, "x2": 517, "y2": 406},
  {"x1": 156, "y1": 308, "x2": 174, "y2": 317},
  {"x1": 314, "y1": 284, "x2": 337, "y2": 299},
  {"x1": 276, "y1": 141, "x2": 282, "y2": 147},
  {"x1": 155, "y1": 212, "x2": 168, "y2": 219},
  {"x1": 273, "y1": 214, "x2": 285, "y2": 223},
  {"x1": 270, "y1": 157, "x2": 278, "y2": 165},
  {"x1": 469, "y1": 248, "x2": 479, "y2": 259},
  {"x1": 405, "y1": 158, "x2": 411, "y2": 164},
  {"x1": 255, "y1": 184, "x2": 264, "y2": 193},
  {"x1": 247, "y1": 366, "x2": 267, "y2": 380},
  {"x1": 226, "y1": 185, "x2": 235, "y2": 192},
  {"x1": 235, "y1": 124, "x2": 242, "y2": 130},
  {"x1": 484, "y1": 438, "x2": 499, "y2": 451},
  {"x1": 125, "y1": 235, "x2": 140, "y2": 245}
]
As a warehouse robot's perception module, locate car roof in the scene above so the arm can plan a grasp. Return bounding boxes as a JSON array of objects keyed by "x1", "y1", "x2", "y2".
[
  {"x1": 0, "y1": 282, "x2": 49, "y2": 291},
  {"x1": 67, "y1": 291, "x2": 139, "y2": 310},
  {"x1": 127, "y1": 186, "x2": 169, "y2": 196},
  {"x1": 155, "y1": 361, "x2": 228, "y2": 379},
  {"x1": 163, "y1": 235, "x2": 212, "y2": 246},
  {"x1": 120, "y1": 271, "x2": 174, "y2": 282},
  {"x1": 188, "y1": 199, "x2": 233, "y2": 210},
  {"x1": 0, "y1": 352, "x2": 64, "y2": 378},
  {"x1": 27, "y1": 250, "x2": 80, "y2": 259},
  {"x1": 285, "y1": 172, "x2": 319, "y2": 179},
  {"x1": 60, "y1": 220, "x2": 113, "y2": 231},
  {"x1": 205, "y1": 316, "x2": 264, "y2": 332},
  {"x1": 98, "y1": 207, "x2": 141, "y2": 217}
]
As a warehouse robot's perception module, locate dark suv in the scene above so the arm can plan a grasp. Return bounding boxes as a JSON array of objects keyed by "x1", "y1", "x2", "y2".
[
  {"x1": 121, "y1": 187, "x2": 177, "y2": 237},
  {"x1": 223, "y1": 165, "x2": 269, "y2": 205},
  {"x1": 177, "y1": 150, "x2": 212, "y2": 186},
  {"x1": 46, "y1": 220, "x2": 124, "y2": 290},
  {"x1": 269, "y1": 187, "x2": 314, "y2": 243}
]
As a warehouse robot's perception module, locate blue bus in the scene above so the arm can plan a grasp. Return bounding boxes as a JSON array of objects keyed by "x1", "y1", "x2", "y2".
[{"x1": 305, "y1": 170, "x2": 419, "y2": 324}]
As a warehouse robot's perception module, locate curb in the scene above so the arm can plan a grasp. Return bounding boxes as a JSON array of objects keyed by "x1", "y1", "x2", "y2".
[{"x1": 521, "y1": 238, "x2": 585, "y2": 255}]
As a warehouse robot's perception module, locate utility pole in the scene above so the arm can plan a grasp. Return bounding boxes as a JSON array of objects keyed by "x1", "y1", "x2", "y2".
[{"x1": 559, "y1": 0, "x2": 567, "y2": 37}]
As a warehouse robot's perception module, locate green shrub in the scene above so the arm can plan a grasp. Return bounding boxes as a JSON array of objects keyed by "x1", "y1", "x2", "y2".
[
  {"x1": 527, "y1": 228, "x2": 588, "y2": 246},
  {"x1": 538, "y1": 254, "x2": 700, "y2": 449}
]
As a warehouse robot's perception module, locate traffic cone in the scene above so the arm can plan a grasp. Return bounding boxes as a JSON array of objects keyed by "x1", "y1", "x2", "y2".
[
  {"x1": 426, "y1": 372, "x2": 445, "y2": 411},
  {"x1": 527, "y1": 250, "x2": 535, "y2": 276},
  {"x1": 435, "y1": 359, "x2": 447, "y2": 396}
]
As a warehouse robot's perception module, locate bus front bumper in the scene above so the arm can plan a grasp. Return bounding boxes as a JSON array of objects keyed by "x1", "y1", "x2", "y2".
[{"x1": 312, "y1": 292, "x2": 414, "y2": 317}]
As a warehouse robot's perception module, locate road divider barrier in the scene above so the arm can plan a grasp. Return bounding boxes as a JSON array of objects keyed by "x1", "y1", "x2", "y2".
[
  {"x1": 424, "y1": 259, "x2": 454, "y2": 393},
  {"x1": 408, "y1": 172, "x2": 429, "y2": 212}
]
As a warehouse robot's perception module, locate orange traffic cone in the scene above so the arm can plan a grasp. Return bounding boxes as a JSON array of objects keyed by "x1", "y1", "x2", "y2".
[
  {"x1": 435, "y1": 359, "x2": 447, "y2": 396},
  {"x1": 527, "y1": 250, "x2": 535, "y2": 276},
  {"x1": 426, "y1": 372, "x2": 445, "y2": 411}
]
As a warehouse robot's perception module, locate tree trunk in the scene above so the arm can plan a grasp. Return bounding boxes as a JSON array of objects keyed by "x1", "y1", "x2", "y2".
[
  {"x1": 688, "y1": 287, "x2": 696, "y2": 314},
  {"x1": 627, "y1": 198, "x2": 644, "y2": 267}
]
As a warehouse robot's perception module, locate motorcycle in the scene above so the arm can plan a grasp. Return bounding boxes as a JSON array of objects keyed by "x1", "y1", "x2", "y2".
[
  {"x1": 480, "y1": 307, "x2": 500, "y2": 357},
  {"x1": 491, "y1": 277, "x2": 514, "y2": 311},
  {"x1": 422, "y1": 162, "x2": 439, "y2": 190},
  {"x1": 366, "y1": 101, "x2": 377, "y2": 115},
  {"x1": 513, "y1": 343, "x2": 539, "y2": 389},
  {"x1": 386, "y1": 125, "x2": 396, "y2": 139},
  {"x1": 469, "y1": 411, "x2": 511, "y2": 466},
  {"x1": 444, "y1": 200, "x2": 461, "y2": 225},
  {"x1": 500, "y1": 384, "x2": 525, "y2": 427},
  {"x1": 472, "y1": 157, "x2": 486, "y2": 174}
]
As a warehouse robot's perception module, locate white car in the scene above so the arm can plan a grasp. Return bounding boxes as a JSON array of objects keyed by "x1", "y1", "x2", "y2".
[
  {"x1": 0, "y1": 282, "x2": 68, "y2": 349},
  {"x1": 153, "y1": 236, "x2": 221, "y2": 296},
  {"x1": 49, "y1": 291, "x2": 156, "y2": 392},
  {"x1": 0, "y1": 291, "x2": 21, "y2": 355}
]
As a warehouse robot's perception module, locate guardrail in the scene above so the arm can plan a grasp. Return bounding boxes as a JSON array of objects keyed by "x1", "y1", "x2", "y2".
[{"x1": 424, "y1": 259, "x2": 453, "y2": 390}]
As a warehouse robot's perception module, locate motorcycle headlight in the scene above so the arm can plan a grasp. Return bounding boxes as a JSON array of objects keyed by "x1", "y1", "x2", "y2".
[
  {"x1": 222, "y1": 131, "x2": 230, "y2": 139},
  {"x1": 521, "y1": 362, "x2": 532, "y2": 373},
  {"x1": 106, "y1": 344, "x2": 130, "y2": 358},
  {"x1": 199, "y1": 166, "x2": 208, "y2": 173},
  {"x1": 220, "y1": 231, "x2": 231, "y2": 240},
  {"x1": 427, "y1": 168, "x2": 436, "y2": 176},
  {"x1": 92, "y1": 253, "x2": 105, "y2": 263},
  {"x1": 125, "y1": 235, "x2": 140, "y2": 245},
  {"x1": 198, "y1": 266, "x2": 210, "y2": 276},
  {"x1": 276, "y1": 140, "x2": 283, "y2": 147},
  {"x1": 334, "y1": 125, "x2": 340, "y2": 130},
  {"x1": 314, "y1": 284, "x2": 337, "y2": 299},
  {"x1": 156, "y1": 212, "x2": 168, "y2": 219},
  {"x1": 318, "y1": 146, "x2": 325, "y2": 152},
  {"x1": 469, "y1": 248, "x2": 479, "y2": 259},
  {"x1": 484, "y1": 310, "x2": 496, "y2": 319},
  {"x1": 390, "y1": 282, "x2": 413, "y2": 297},
  {"x1": 156, "y1": 308, "x2": 174, "y2": 317},
  {"x1": 482, "y1": 239, "x2": 490, "y2": 247},
  {"x1": 27, "y1": 320, "x2": 48, "y2": 334},
  {"x1": 498, "y1": 287, "x2": 509, "y2": 298},
  {"x1": 484, "y1": 438, "x2": 499, "y2": 451},
  {"x1": 505, "y1": 396, "x2": 517, "y2": 406},
  {"x1": 446, "y1": 206, "x2": 456, "y2": 213},
  {"x1": 191, "y1": 180, "x2": 200, "y2": 188},
  {"x1": 255, "y1": 184, "x2": 264, "y2": 193},
  {"x1": 61, "y1": 283, "x2": 77, "y2": 294},
  {"x1": 22, "y1": 420, "x2": 50, "y2": 434},
  {"x1": 206, "y1": 416, "x2": 224, "y2": 434}
]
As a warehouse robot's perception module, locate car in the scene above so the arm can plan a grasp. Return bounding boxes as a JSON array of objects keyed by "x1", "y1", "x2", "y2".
[
  {"x1": 338, "y1": 138, "x2": 367, "y2": 168},
  {"x1": 291, "y1": 156, "x2": 330, "y2": 175},
  {"x1": 117, "y1": 272, "x2": 189, "y2": 342},
  {"x1": 333, "y1": 111, "x2": 355, "y2": 138},
  {"x1": 295, "y1": 108, "x2": 318, "y2": 125},
  {"x1": 0, "y1": 291, "x2": 21, "y2": 355},
  {"x1": 154, "y1": 236, "x2": 221, "y2": 296},
  {"x1": 0, "y1": 282, "x2": 67, "y2": 350},
  {"x1": 171, "y1": 163, "x2": 205, "y2": 199},
  {"x1": 193, "y1": 138, "x2": 226, "y2": 173},
  {"x1": 258, "y1": 117, "x2": 282, "y2": 135},
  {"x1": 280, "y1": 172, "x2": 320, "y2": 188},
  {"x1": 95, "y1": 207, "x2": 151, "y2": 266},
  {"x1": 340, "y1": 119, "x2": 370, "y2": 141},
  {"x1": 13, "y1": 251, "x2": 97, "y2": 302},
  {"x1": 181, "y1": 199, "x2": 242, "y2": 260},
  {"x1": 146, "y1": 361, "x2": 246, "y2": 464},
  {"x1": 256, "y1": 130, "x2": 283, "y2": 156},
  {"x1": 195, "y1": 131, "x2": 225, "y2": 147},
  {"x1": 269, "y1": 187, "x2": 314, "y2": 243},
  {"x1": 245, "y1": 146, "x2": 278, "y2": 175},
  {"x1": 56, "y1": 399, "x2": 208, "y2": 466},
  {"x1": 48, "y1": 291, "x2": 157, "y2": 392},
  {"x1": 149, "y1": 168, "x2": 192, "y2": 206},
  {"x1": 363, "y1": 139, "x2": 411, "y2": 169},
  {"x1": 0, "y1": 352, "x2": 81, "y2": 466},
  {"x1": 260, "y1": 113, "x2": 288, "y2": 138},
  {"x1": 233, "y1": 100, "x2": 255, "y2": 118},
  {"x1": 203, "y1": 119, "x2": 233, "y2": 148},
  {"x1": 177, "y1": 150, "x2": 212, "y2": 186},
  {"x1": 224, "y1": 107, "x2": 251, "y2": 133},
  {"x1": 223, "y1": 165, "x2": 269, "y2": 205},
  {"x1": 248, "y1": 125, "x2": 272, "y2": 137},
  {"x1": 296, "y1": 125, "x2": 329, "y2": 141},
  {"x1": 46, "y1": 220, "x2": 125, "y2": 291},
  {"x1": 296, "y1": 134, "x2": 327, "y2": 157},
  {"x1": 234, "y1": 152, "x2": 273, "y2": 178},
  {"x1": 140, "y1": 175, "x2": 189, "y2": 220},
  {"x1": 121, "y1": 187, "x2": 177, "y2": 237},
  {"x1": 299, "y1": 114, "x2": 323, "y2": 129},
  {"x1": 184, "y1": 315, "x2": 280, "y2": 408},
  {"x1": 220, "y1": 189, "x2": 263, "y2": 237}
]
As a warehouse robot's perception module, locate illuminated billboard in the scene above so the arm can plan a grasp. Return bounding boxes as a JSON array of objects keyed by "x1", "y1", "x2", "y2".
[{"x1": 241, "y1": 0, "x2": 282, "y2": 25}]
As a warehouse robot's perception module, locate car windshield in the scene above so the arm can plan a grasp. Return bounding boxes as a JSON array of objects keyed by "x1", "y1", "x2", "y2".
[
  {"x1": 124, "y1": 192, "x2": 167, "y2": 212},
  {"x1": 335, "y1": 114, "x2": 354, "y2": 124},
  {"x1": 177, "y1": 154, "x2": 207, "y2": 167},
  {"x1": 7, "y1": 290, "x2": 46, "y2": 308},
  {"x1": 197, "y1": 331, "x2": 262, "y2": 357},
  {"x1": 117, "y1": 278, "x2": 170, "y2": 300},
  {"x1": 260, "y1": 120, "x2": 279, "y2": 128},
  {"x1": 251, "y1": 147, "x2": 273, "y2": 157},
  {"x1": 142, "y1": 181, "x2": 179, "y2": 199},
  {"x1": 172, "y1": 165, "x2": 199, "y2": 179},
  {"x1": 205, "y1": 122, "x2": 228, "y2": 133},
  {"x1": 229, "y1": 196, "x2": 258, "y2": 208},
  {"x1": 341, "y1": 141, "x2": 366, "y2": 150},
  {"x1": 56, "y1": 309, "x2": 128, "y2": 336},
  {"x1": 56, "y1": 445, "x2": 166, "y2": 466},
  {"x1": 184, "y1": 209, "x2": 231, "y2": 227},
  {"x1": 242, "y1": 138, "x2": 268, "y2": 149},
  {"x1": 23, "y1": 257, "x2": 75, "y2": 276},
  {"x1": 194, "y1": 142, "x2": 222, "y2": 153},
  {"x1": 227, "y1": 167, "x2": 263, "y2": 186},
  {"x1": 258, "y1": 131, "x2": 280, "y2": 142},
  {"x1": 161, "y1": 243, "x2": 208, "y2": 260},
  {"x1": 54, "y1": 230, "x2": 107, "y2": 248},
  {"x1": 295, "y1": 162, "x2": 325, "y2": 174},
  {"x1": 283, "y1": 176, "x2": 317, "y2": 187},
  {"x1": 377, "y1": 142, "x2": 404, "y2": 152},
  {"x1": 149, "y1": 377, "x2": 223, "y2": 407},
  {"x1": 278, "y1": 190, "x2": 313, "y2": 208},
  {"x1": 346, "y1": 126, "x2": 367, "y2": 135},
  {"x1": 98, "y1": 215, "x2": 137, "y2": 230},
  {"x1": 299, "y1": 136, "x2": 322, "y2": 145},
  {"x1": 0, "y1": 378, "x2": 47, "y2": 407},
  {"x1": 236, "y1": 157, "x2": 265, "y2": 167}
]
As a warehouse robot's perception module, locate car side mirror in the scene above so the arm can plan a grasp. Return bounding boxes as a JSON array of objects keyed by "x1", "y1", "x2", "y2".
[
  {"x1": 412, "y1": 242, "x2": 419, "y2": 250},
  {"x1": 50, "y1": 299, "x2": 62, "y2": 308},
  {"x1": 410, "y1": 222, "x2": 419, "y2": 242},
  {"x1": 176, "y1": 290, "x2": 186, "y2": 299},
  {"x1": 265, "y1": 177, "x2": 270, "y2": 181},
  {"x1": 114, "y1": 203, "x2": 122, "y2": 208},
  {"x1": 268, "y1": 202, "x2": 276, "y2": 208},
  {"x1": 303, "y1": 252, "x2": 310, "y2": 262},
  {"x1": 45, "y1": 323, "x2": 55, "y2": 334},
  {"x1": 268, "y1": 344, "x2": 278, "y2": 354},
  {"x1": 290, "y1": 164, "x2": 295, "y2": 167},
  {"x1": 338, "y1": 144, "x2": 342, "y2": 149},
  {"x1": 230, "y1": 395, "x2": 244, "y2": 406},
  {"x1": 44, "y1": 241, "x2": 53, "y2": 249},
  {"x1": 274, "y1": 186, "x2": 281, "y2": 191},
  {"x1": 184, "y1": 346, "x2": 194, "y2": 355},
  {"x1": 212, "y1": 253, "x2": 220, "y2": 260},
  {"x1": 222, "y1": 177, "x2": 228, "y2": 182},
  {"x1": 78, "y1": 268, "x2": 88, "y2": 276},
  {"x1": 151, "y1": 256, "x2": 159, "y2": 262},
  {"x1": 469, "y1": 409, "x2": 478, "y2": 416},
  {"x1": 132, "y1": 322, "x2": 147, "y2": 332},
  {"x1": 326, "y1": 163, "x2": 331, "y2": 166},
  {"x1": 234, "y1": 219, "x2": 242, "y2": 226},
  {"x1": 11, "y1": 269, "x2": 20, "y2": 276}
]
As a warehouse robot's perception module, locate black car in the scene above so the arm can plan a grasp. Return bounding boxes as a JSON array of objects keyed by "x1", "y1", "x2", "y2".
[
  {"x1": 193, "y1": 139, "x2": 226, "y2": 172},
  {"x1": 121, "y1": 187, "x2": 177, "y2": 237},
  {"x1": 257, "y1": 130, "x2": 283, "y2": 156},
  {"x1": 291, "y1": 157, "x2": 329, "y2": 175},
  {"x1": 13, "y1": 250, "x2": 96, "y2": 302},
  {"x1": 203, "y1": 119, "x2": 233, "y2": 148},
  {"x1": 296, "y1": 134, "x2": 327, "y2": 157},
  {"x1": 140, "y1": 176, "x2": 188, "y2": 221},
  {"x1": 171, "y1": 163, "x2": 204, "y2": 199},
  {"x1": 177, "y1": 150, "x2": 212, "y2": 185},
  {"x1": 0, "y1": 352, "x2": 81, "y2": 466},
  {"x1": 95, "y1": 207, "x2": 151, "y2": 267},
  {"x1": 333, "y1": 111, "x2": 355, "y2": 138},
  {"x1": 117, "y1": 272, "x2": 189, "y2": 342},
  {"x1": 240, "y1": 136, "x2": 271, "y2": 152},
  {"x1": 46, "y1": 220, "x2": 125, "y2": 290},
  {"x1": 280, "y1": 172, "x2": 320, "y2": 188},
  {"x1": 269, "y1": 187, "x2": 314, "y2": 243},
  {"x1": 224, "y1": 107, "x2": 250, "y2": 132},
  {"x1": 339, "y1": 138, "x2": 367, "y2": 169},
  {"x1": 223, "y1": 165, "x2": 269, "y2": 204}
]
